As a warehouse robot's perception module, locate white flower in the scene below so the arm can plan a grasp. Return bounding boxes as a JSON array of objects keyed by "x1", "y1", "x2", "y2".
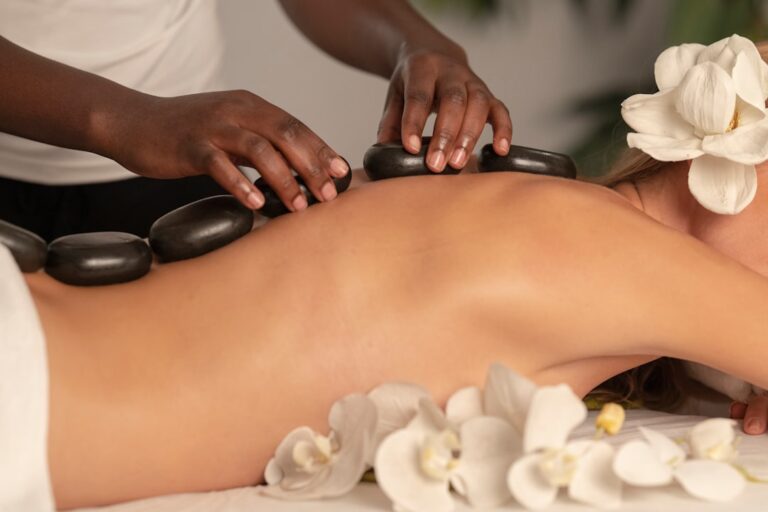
[
  {"x1": 375, "y1": 395, "x2": 520, "y2": 511},
  {"x1": 366, "y1": 382, "x2": 431, "y2": 465},
  {"x1": 622, "y1": 34, "x2": 768, "y2": 214},
  {"x1": 259, "y1": 394, "x2": 377, "y2": 500},
  {"x1": 613, "y1": 419, "x2": 745, "y2": 502},
  {"x1": 506, "y1": 385, "x2": 622, "y2": 510}
]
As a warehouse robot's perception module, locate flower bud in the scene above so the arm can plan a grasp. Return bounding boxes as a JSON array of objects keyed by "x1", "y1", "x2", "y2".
[{"x1": 596, "y1": 403, "x2": 625, "y2": 435}]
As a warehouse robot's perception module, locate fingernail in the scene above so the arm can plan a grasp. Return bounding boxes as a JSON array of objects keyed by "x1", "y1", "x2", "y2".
[
  {"x1": 408, "y1": 135, "x2": 422, "y2": 153},
  {"x1": 747, "y1": 418, "x2": 763, "y2": 433},
  {"x1": 498, "y1": 138, "x2": 510, "y2": 154},
  {"x1": 320, "y1": 181, "x2": 337, "y2": 201},
  {"x1": 292, "y1": 194, "x2": 308, "y2": 212},
  {"x1": 246, "y1": 191, "x2": 263, "y2": 209},
  {"x1": 450, "y1": 147, "x2": 466, "y2": 168},
  {"x1": 330, "y1": 157, "x2": 349, "y2": 177},
  {"x1": 429, "y1": 150, "x2": 446, "y2": 172}
]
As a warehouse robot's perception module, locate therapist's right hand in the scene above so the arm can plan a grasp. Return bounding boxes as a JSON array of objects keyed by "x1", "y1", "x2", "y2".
[{"x1": 103, "y1": 90, "x2": 350, "y2": 211}]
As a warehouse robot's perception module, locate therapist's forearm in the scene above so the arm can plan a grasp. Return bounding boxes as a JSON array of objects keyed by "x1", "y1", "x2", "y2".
[
  {"x1": 277, "y1": 0, "x2": 467, "y2": 78},
  {"x1": 0, "y1": 36, "x2": 146, "y2": 157}
]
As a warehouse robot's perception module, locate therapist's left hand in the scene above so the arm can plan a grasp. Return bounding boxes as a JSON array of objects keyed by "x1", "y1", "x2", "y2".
[{"x1": 376, "y1": 46, "x2": 512, "y2": 173}]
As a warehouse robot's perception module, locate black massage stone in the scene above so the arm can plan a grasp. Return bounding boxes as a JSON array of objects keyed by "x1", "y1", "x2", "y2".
[
  {"x1": 46, "y1": 232, "x2": 152, "y2": 286},
  {"x1": 255, "y1": 159, "x2": 353, "y2": 218},
  {"x1": 478, "y1": 144, "x2": 577, "y2": 179},
  {"x1": 149, "y1": 195, "x2": 254, "y2": 263},
  {"x1": 0, "y1": 220, "x2": 47, "y2": 273},
  {"x1": 363, "y1": 137, "x2": 462, "y2": 181}
]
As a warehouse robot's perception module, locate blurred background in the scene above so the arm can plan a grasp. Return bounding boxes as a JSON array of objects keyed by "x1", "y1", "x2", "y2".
[{"x1": 220, "y1": 0, "x2": 768, "y2": 178}]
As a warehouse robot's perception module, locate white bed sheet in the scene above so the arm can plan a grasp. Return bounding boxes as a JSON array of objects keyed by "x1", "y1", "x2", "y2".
[{"x1": 77, "y1": 409, "x2": 768, "y2": 512}]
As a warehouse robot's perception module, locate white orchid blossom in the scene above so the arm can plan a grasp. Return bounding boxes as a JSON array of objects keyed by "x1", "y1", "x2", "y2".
[
  {"x1": 259, "y1": 394, "x2": 377, "y2": 500},
  {"x1": 506, "y1": 384, "x2": 622, "y2": 510},
  {"x1": 622, "y1": 34, "x2": 768, "y2": 214},
  {"x1": 375, "y1": 395, "x2": 519, "y2": 512},
  {"x1": 366, "y1": 382, "x2": 431, "y2": 465},
  {"x1": 613, "y1": 419, "x2": 745, "y2": 502}
]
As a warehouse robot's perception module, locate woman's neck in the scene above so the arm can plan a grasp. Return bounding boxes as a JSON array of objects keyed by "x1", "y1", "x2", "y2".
[{"x1": 618, "y1": 161, "x2": 768, "y2": 275}]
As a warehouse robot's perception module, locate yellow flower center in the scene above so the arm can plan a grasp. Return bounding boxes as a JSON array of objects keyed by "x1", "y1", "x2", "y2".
[
  {"x1": 595, "y1": 403, "x2": 626, "y2": 436},
  {"x1": 727, "y1": 109, "x2": 740, "y2": 132}
]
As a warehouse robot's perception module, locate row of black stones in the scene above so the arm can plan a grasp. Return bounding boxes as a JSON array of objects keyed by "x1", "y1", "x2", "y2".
[{"x1": 0, "y1": 143, "x2": 576, "y2": 286}]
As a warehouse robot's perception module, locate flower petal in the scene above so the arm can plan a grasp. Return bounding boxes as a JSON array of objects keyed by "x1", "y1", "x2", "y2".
[
  {"x1": 508, "y1": 454, "x2": 559, "y2": 510},
  {"x1": 613, "y1": 440, "x2": 675, "y2": 487},
  {"x1": 675, "y1": 62, "x2": 737, "y2": 135},
  {"x1": 568, "y1": 442, "x2": 622, "y2": 508},
  {"x1": 483, "y1": 363, "x2": 537, "y2": 433},
  {"x1": 375, "y1": 428, "x2": 455, "y2": 512},
  {"x1": 264, "y1": 458, "x2": 283, "y2": 485},
  {"x1": 622, "y1": 90, "x2": 695, "y2": 139},
  {"x1": 688, "y1": 156, "x2": 757, "y2": 215},
  {"x1": 267, "y1": 427, "x2": 319, "y2": 489},
  {"x1": 732, "y1": 51, "x2": 767, "y2": 122},
  {"x1": 639, "y1": 427, "x2": 686, "y2": 468},
  {"x1": 446, "y1": 386, "x2": 484, "y2": 426},
  {"x1": 524, "y1": 384, "x2": 587, "y2": 453},
  {"x1": 674, "y1": 460, "x2": 746, "y2": 502},
  {"x1": 702, "y1": 115, "x2": 768, "y2": 164},
  {"x1": 627, "y1": 133, "x2": 703, "y2": 161},
  {"x1": 655, "y1": 43, "x2": 706, "y2": 90},
  {"x1": 454, "y1": 416, "x2": 520, "y2": 509},
  {"x1": 689, "y1": 418, "x2": 738, "y2": 462},
  {"x1": 408, "y1": 397, "x2": 451, "y2": 435},
  {"x1": 367, "y1": 382, "x2": 431, "y2": 465},
  {"x1": 697, "y1": 36, "x2": 738, "y2": 72}
]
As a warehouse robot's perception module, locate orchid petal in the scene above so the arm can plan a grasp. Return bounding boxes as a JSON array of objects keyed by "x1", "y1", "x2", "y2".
[
  {"x1": 375, "y1": 429, "x2": 455, "y2": 512},
  {"x1": 688, "y1": 418, "x2": 738, "y2": 462},
  {"x1": 621, "y1": 90, "x2": 695, "y2": 139},
  {"x1": 568, "y1": 442, "x2": 622, "y2": 508},
  {"x1": 264, "y1": 458, "x2": 283, "y2": 485},
  {"x1": 639, "y1": 427, "x2": 686, "y2": 467},
  {"x1": 613, "y1": 440, "x2": 675, "y2": 487},
  {"x1": 483, "y1": 363, "x2": 537, "y2": 433},
  {"x1": 508, "y1": 454, "x2": 559, "y2": 510},
  {"x1": 702, "y1": 115, "x2": 768, "y2": 164},
  {"x1": 675, "y1": 62, "x2": 737, "y2": 135},
  {"x1": 454, "y1": 416, "x2": 520, "y2": 509},
  {"x1": 408, "y1": 398, "x2": 452, "y2": 436},
  {"x1": 674, "y1": 460, "x2": 746, "y2": 502},
  {"x1": 655, "y1": 43, "x2": 706, "y2": 90},
  {"x1": 688, "y1": 156, "x2": 757, "y2": 215},
  {"x1": 446, "y1": 386, "x2": 484, "y2": 426},
  {"x1": 626, "y1": 133, "x2": 703, "y2": 161},
  {"x1": 523, "y1": 384, "x2": 587, "y2": 453},
  {"x1": 367, "y1": 382, "x2": 430, "y2": 465},
  {"x1": 732, "y1": 51, "x2": 767, "y2": 122},
  {"x1": 268, "y1": 427, "x2": 319, "y2": 489}
]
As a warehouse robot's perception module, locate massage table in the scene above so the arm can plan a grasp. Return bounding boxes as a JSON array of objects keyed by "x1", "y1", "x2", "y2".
[{"x1": 77, "y1": 409, "x2": 768, "y2": 512}]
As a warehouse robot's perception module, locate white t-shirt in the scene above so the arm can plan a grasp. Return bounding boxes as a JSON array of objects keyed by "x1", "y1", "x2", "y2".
[{"x1": 0, "y1": 0, "x2": 226, "y2": 185}]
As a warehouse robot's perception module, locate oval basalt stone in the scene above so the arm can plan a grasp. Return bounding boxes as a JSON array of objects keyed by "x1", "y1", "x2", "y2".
[
  {"x1": 46, "y1": 232, "x2": 152, "y2": 286},
  {"x1": 0, "y1": 219, "x2": 47, "y2": 273},
  {"x1": 149, "y1": 195, "x2": 254, "y2": 263},
  {"x1": 363, "y1": 137, "x2": 462, "y2": 181},
  {"x1": 478, "y1": 144, "x2": 577, "y2": 179},
  {"x1": 256, "y1": 157, "x2": 353, "y2": 219}
]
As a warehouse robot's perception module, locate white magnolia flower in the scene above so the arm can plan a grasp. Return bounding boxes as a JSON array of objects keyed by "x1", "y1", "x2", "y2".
[
  {"x1": 613, "y1": 419, "x2": 745, "y2": 502},
  {"x1": 260, "y1": 394, "x2": 377, "y2": 500},
  {"x1": 376, "y1": 395, "x2": 520, "y2": 511},
  {"x1": 507, "y1": 385, "x2": 622, "y2": 510},
  {"x1": 622, "y1": 34, "x2": 768, "y2": 214}
]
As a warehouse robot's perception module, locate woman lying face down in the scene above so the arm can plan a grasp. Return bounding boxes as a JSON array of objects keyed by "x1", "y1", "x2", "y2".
[{"x1": 24, "y1": 37, "x2": 768, "y2": 510}]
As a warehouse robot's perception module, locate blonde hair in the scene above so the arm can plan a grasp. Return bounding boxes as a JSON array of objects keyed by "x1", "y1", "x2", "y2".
[{"x1": 588, "y1": 41, "x2": 768, "y2": 410}]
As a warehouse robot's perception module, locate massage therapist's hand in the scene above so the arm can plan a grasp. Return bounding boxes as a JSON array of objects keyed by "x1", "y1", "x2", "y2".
[
  {"x1": 103, "y1": 91, "x2": 349, "y2": 211},
  {"x1": 730, "y1": 395, "x2": 768, "y2": 435},
  {"x1": 376, "y1": 46, "x2": 513, "y2": 173}
]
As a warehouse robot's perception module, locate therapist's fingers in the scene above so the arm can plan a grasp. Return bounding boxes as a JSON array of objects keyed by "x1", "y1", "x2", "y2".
[
  {"x1": 197, "y1": 147, "x2": 265, "y2": 210},
  {"x1": 447, "y1": 83, "x2": 493, "y2": 170},
  {"x1": 427, "y1": 81, "x2": 468, "y2": 173},
  {"x1": 743, "y1": 395, "x2": 768, "y2": 435},
  {"x1": 489, "y1": 99, "x2": 513, "y2": 157},
  {"x1": 377, "y1": 86, "x2": 405, "y2": 144},
  {"x1": 400, "y1": 65, "x2": 437, "y2": 154}
]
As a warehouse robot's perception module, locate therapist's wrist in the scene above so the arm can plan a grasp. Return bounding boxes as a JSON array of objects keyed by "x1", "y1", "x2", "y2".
[{"x1": 85, "y1": 86, "x2": 156, "y2": 162}]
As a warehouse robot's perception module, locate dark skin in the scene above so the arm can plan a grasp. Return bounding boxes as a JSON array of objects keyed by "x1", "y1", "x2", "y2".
[{"x1": 0, "y1": 0, "x2": 512, "y2": 211}]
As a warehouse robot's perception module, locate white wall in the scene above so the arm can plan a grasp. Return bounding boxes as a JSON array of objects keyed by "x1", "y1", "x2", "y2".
[{"x1": 218, "y1": 0, "x2": 668, "y2": 168}]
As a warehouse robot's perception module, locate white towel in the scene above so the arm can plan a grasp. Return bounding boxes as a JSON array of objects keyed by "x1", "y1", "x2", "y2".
[{"x1": 0, "y1": 246, "x2": 54, "y2": 512}]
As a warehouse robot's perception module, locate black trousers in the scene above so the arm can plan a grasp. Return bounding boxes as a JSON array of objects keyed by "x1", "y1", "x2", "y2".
[{"x1": 0, "y1": 175, "x2": 226, "y2": 241}]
